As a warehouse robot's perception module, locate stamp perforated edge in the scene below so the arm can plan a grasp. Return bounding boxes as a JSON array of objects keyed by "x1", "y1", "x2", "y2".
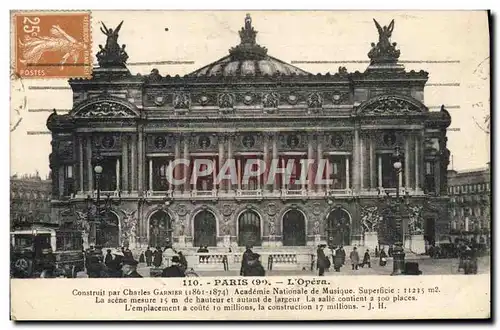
[{"x1": 11, "y1": 10, "x2": 93, "y2": 80}]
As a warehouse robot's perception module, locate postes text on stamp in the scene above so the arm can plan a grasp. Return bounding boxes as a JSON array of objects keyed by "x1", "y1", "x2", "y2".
[{"x1": 13, "y1": 11, "x2": 91, "y2": 79}]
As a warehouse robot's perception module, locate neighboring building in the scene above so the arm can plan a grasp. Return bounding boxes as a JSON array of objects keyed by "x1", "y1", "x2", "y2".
[
  {"x1": 10, "y1": 173, "x2": 53, "y2": 228},
  {"x1": 448, "y1": 166, "x2": 491, "y2": 235},
  {"x1": 46, "y1": 15, "x2": 451, "y2": 250}
]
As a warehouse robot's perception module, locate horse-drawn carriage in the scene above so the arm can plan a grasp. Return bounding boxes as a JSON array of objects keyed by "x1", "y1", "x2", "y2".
[{"x1": 11, "y1": 226, "x2": 85, "y2": 278}]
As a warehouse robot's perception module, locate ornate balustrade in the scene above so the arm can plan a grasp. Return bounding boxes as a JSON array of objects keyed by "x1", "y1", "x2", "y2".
[
  {"x1": 183, "y1": 251, "x2": 314, "y2": 272},
  {"x1": 72, "y1": 187, "x2": 426, "y2": 201}
]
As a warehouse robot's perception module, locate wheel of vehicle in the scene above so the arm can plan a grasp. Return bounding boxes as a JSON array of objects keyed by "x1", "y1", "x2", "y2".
[{"x1": 13, "y1": 258, "x2": 33, "y2": 278}]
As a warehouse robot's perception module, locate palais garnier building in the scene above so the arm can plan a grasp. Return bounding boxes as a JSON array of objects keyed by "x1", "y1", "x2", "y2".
[{"x1": 47, "y1": 15, "x2": 451, "y2": 253}]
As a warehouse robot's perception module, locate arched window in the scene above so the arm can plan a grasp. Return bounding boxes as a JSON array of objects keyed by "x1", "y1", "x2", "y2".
[
  {"x1": 326, "y1": 208, "x2": 351, "y2": 246},
  {"x1": 193, "y1": 210, "x2": 217, "y2": 247},
  {"x1": 149, "y1": 210, "x2": 172, "y2": 248},
  {"x1": 238, "y1": 210, "x2": 261, "y2": 247},
  {"x1": 282, "y1": 209, "x2": 306, "y2": 246}
]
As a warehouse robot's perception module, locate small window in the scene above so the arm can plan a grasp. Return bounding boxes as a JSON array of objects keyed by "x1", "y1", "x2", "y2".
[{"x1": 65, "y1": 165, "x2": 73, "y2": 179}]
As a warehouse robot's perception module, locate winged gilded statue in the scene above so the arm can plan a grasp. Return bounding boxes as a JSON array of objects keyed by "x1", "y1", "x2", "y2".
[
  {"x1": 373, "y1": 19, "x2": 395, "y2": 49},
  {"x1": 99, "y1": 21, "x2": 123, "y2": 54},
  {"x1": 19, "y1": 25, "x2": 86, "y2": 70}
]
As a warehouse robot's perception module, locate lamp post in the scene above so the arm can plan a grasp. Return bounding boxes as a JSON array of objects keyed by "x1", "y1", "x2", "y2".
[
  {"x1": 391, "y1": 146, "x2": 405, "y2": 276},
  {"x1": 94, "y1": 164, "x2": 103, "y2": 247}
]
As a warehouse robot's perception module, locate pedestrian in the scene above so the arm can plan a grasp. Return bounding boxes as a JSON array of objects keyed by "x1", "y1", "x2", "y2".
[
  {"x1": 139, "y1": 252, "x2": 145, "y2": 264},
  {"x1": 375, "y1": 246, "x2": 379, "y2": 258},
  {"x1": 350, "y1": 247, "x2": 360, "y2": 270},
  {"x1": 40, "y1": 248, "x2": 58, "y2": 278},
  {"x1": 162, "y1": 256, "x2": 186, "y2": 277},
  {"x1": 122, "y1": 259, "x2": 142, "y2": 278},
  {"x1": 177, "y1": 251, "x2": 188, "y2": 271},
  {"x1": 334, "y1": 247, "x2": 343, "y2": 272},
  {"x1": 360, "y1": 249, "x2": 371, "y2": 268},
  {"x1": 106, "y1": 250, "x2": 124, "y2": 278},
  {"x1": 152, "y1": 246, "x2": 163, "y2": 268},
  {"x1": 242, "y1": 253, "x2": 265, "y2": 276},
  {"x1": 124, "y1": 248, "x2": 134, "y2": 261},
  {"x1": 104, "y1": 249, "x2": 113, "y2": 268},
  {"x1": 240, "y1": 245, "x2": 253, "y2": 276},
  {"x1": 388, "y1": 245, "x2": 393, "y2": 257},
  {"x1": 339, "y1": 245, "x2": 346, "y2": 265},
  {"x1": 145, "y1": 247, "x2": 153, "y2": 267},
  {"x1": 87, "y1": 254, "x2": 104, "y2": 278},
  {"x1": 379, "y1": 247, "x2": 388, "y2": 267},
  {"x1": 316, "y1": 244, "x2": 330, "y2": 276}
]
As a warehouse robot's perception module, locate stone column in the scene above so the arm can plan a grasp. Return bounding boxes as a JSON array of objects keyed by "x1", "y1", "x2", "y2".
[
  {"x1": 122, "y1": 136, "x2": 129, "y2": 192},
  {"x1": 325, "y1": 158, "x2": 330, "y2": 191},
  {"x1": 227, "y1": 134, "x2": 233, "y2": 192},
  {"x1": 353, "y1": 127, "x2": 360, "y2": 192},
  {"x1": 86, "y1": 137, "x2": 93, "y2": 192},
  {"x1": 405, "y1": 136, "x2": 410, "y2": 190},
  {"x1": 307, "y1": 135, "x2": 314, "y2": 192},
  {"x1": 174, "y1": 136, "x2": 181, "y2": 192},
  {"x1": 79, "y1": 137, "x2": 84, "y2": 193},
  {"x1": 218, "y1": 135, "x2": 225, "y2": 191},
  {"x1": 415, "y1": 136, "x2": 420, "y2": 191},
  {"x1": 378, "y1": 155, "x2": 382, "y2": 189},
  {"x1": 263, "y1": 134, "x2": 269, "y2": 192},
  {"x1": 281, "y1": 157, "x2": 286, "y2": 190},
  {"x1": 130, "y1": 135, "x2": 137, "y2": 191},
  {"x1": 237, "y1": 158, "x2": 242, "y2": 191},
  {"x1": 369, "y1": 139, "x2": 375, "y2": 190},
  {"x1": 345, "y1": 156, "x2": 350, "y2": 189},
  {"x1": 316, "y1": 134, "x2": 323, "y2": 193},
  {"x1": 183, "y1": 135, "x2": 190, "y2": 192},
  {"x1": 116, "y1": 159, "x2": 121, "y2": 191},
  {"x1": 360, "y1": 134, "x2": 364, "y2": 190},
  {"x1": 137, "y1": 126, "x2": 144, "y2": 193},
  {"x1": 212, "y1": 156, "x2": 217, "y2": 190},
  {"x1": 148, "y1": 159, "x2": 153, "y2": 191},
  {"x1": 272, "y1": 133, "x2": 278, "y2": 192}
]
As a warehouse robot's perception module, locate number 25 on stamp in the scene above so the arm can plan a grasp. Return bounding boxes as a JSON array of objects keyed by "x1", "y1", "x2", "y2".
[{"x1": 13, "y1": 11, "x2": 92, "y2": 79}]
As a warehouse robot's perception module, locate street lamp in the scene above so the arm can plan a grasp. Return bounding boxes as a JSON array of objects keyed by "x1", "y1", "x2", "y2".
[
  {"x1": 94, "y1": 165, "x2": 103, "y2": 247},
  {"x1": 391, "y1": 146, "x2": 405, "y2": 276}
]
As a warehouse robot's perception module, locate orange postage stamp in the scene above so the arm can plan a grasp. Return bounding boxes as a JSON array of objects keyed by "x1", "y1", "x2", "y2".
[{"x1": 13, "y1": 11, "x2": 92, "y2": 79}]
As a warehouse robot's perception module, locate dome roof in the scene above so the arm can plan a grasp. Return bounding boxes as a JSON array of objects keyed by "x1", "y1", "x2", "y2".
[{"x1": 188, "y1": 14, "x2": 310, "y2": 78}]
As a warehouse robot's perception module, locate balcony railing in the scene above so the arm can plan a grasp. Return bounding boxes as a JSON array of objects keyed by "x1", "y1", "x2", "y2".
[
  {"x1": 182, "y1": 251, "x2": 313, "y2": 271},
  {"x1": 70, "y1": 186, "x2": 428, "y2": 201}
]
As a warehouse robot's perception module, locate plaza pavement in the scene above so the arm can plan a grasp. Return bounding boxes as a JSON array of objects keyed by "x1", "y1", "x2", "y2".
[{"x1": 77, "y1": 256, "x2": 490, "y2": 277}]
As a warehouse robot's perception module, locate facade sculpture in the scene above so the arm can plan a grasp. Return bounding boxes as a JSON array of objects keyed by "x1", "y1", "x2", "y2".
[{"x1": 47, "y1": 16, "x2": 451, "y2": 250}]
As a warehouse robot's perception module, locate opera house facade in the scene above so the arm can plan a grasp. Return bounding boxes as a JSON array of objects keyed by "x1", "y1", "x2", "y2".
[{"x1": 47, "y1": 15, "x2": 451, "y2": 253}]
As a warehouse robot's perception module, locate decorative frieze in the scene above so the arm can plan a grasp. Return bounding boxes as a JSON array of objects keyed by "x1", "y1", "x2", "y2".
[
  {"x1": 173, "y1": 92, "x2": 191, "y2": 110},
  {"x1": 278, "y1": 133, "x2": 307, "y2": 150},
  {"x1": 324, "y1": 132, "x2": 353, "y2": 151},
  {"x1": 146, "y1": 134, "x2": 176, "y2": 152},
  {"x1": 262, "y1": 92, "x2": 279, "y2": 108}
]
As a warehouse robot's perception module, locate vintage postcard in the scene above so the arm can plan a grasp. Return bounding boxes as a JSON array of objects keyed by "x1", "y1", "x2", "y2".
[{"x1": 9, "y1": 10, "x2": 490, "y2": 320}]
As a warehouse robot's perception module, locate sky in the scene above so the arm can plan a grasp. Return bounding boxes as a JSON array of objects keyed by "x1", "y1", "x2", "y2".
[{"x1": 10, "y1": 11, "x2": 490, "y2": 178}]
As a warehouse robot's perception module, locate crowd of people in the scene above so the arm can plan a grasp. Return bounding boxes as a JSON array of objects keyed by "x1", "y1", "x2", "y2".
[
  {"x1": 84, "y1": 243, "x2": 192, "y2": 278},
  {"x1": 83, "y1": 243, "x2": 269, "y2": 278},
  {"x1": 316, "y1": 245, "x2": 388, "y2": 276}
]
